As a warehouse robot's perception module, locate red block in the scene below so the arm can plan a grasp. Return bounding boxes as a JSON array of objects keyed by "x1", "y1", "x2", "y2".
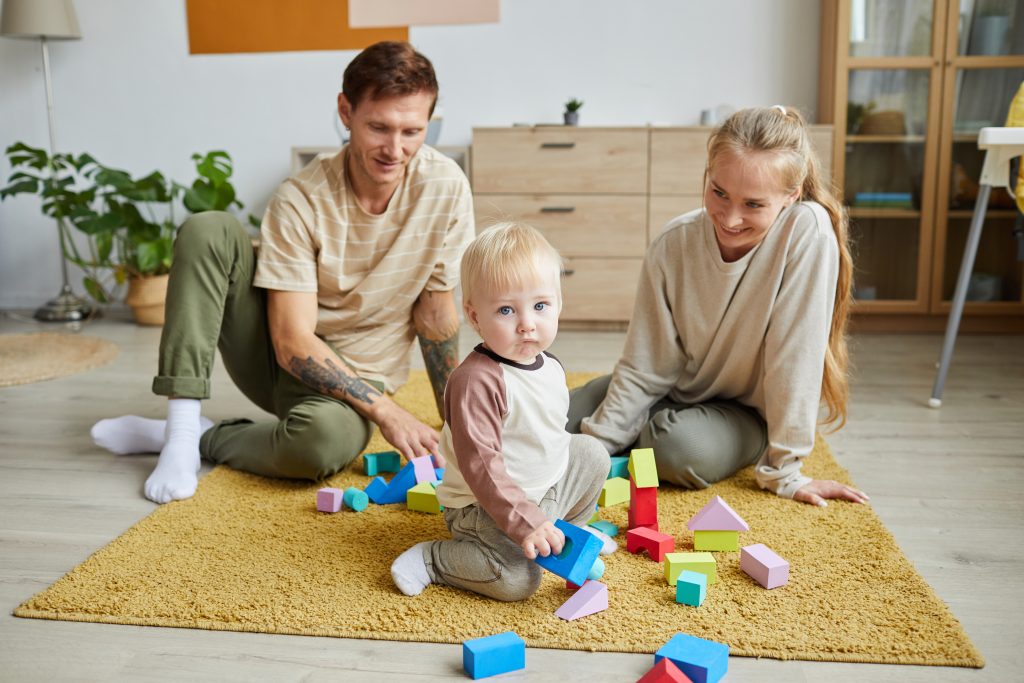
[
  {"x1": 628, "y1": 477, "x2": 658, "y2": 530},
  {"x1": 636, "y1": 657, "x2": 694, "y2": 683},
  {"x1": 626, "y1": 526, "x2": 675, "y2": 562}
]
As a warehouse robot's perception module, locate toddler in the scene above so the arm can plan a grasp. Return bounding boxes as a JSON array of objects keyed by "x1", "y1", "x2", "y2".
[{"x1": 390, "y1": 222, "x2": 613, "y2": 601}]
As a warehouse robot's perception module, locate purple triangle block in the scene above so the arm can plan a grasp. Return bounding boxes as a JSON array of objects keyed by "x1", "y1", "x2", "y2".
[
  {"x1": 555, "y1": 580, "x2": 608, "y2": 621},
  {"x1": 687, "y1": 495, "x2": 749, "y2": 531}
]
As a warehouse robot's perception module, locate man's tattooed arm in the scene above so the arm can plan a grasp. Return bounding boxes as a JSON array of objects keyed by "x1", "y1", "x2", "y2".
[
  {"x1": 418, "y1": 330, "x2": 459, "y2": 419},
  {"x1": 288, "y1": 355, "x2": 382, "y2": 405}
]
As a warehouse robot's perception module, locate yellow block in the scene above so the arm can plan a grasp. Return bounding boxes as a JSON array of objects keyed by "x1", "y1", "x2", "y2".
[
  {"x1": 627, "y1": 448, "x2": 659, "y2": 488},
  {"x1": 407, "y1": 481, "x2": 442, "y2": 514},
  {"x1": 664, "y1": 552, "x2": 717, "y2": 586},
  {"x1": 599, "y1": 477, "x2": 630, "y2": 506},
  {"x1": 693, "y1": 530, "x2": 739, "y2": 552}
]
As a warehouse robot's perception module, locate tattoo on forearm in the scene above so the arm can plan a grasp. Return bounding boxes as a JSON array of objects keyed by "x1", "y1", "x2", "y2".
[
  {"x1": 419, "y1": 332, "x2": 459, "y2": 418},
  {"x1": 289, "y1": 356, "x2": 382, "y2": 405}
]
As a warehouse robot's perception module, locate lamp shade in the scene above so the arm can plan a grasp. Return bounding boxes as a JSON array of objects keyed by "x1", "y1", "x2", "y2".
[{"x1": 1, "y1": 0, "x2": 80, "y2": 39}]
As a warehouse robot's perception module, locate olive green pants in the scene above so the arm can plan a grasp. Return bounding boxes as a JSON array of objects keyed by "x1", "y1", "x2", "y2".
[
  {"x1": 152, "y1": 211, "x2": 378, "y2": 480},
  {"x1": 567, "y1": 374, "x2": 767, "y2": 490}
]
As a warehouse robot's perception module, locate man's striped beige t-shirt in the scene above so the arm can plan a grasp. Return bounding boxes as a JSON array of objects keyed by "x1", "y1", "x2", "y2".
[{"x1": 253, "y1": 145, "x2": 474, "y2": 393}]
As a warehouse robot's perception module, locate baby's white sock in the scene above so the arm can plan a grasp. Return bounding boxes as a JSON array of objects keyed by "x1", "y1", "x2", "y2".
[
  {"x1": 143, "y1": 399, "x2": 209, "y2": 505},
  {"x1": 391, "y1": 542, "x2": 433, "y2": 596},
  {"x1": 91, "y1": 414, "x2": 213, "y2": 455},
  {"x1": 584, "y1": 526, "x2": 618, "y2": 555}
]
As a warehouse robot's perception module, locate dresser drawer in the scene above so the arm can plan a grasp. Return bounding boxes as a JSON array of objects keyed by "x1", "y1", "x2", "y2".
[
  {"x1": 560, "y1": 257, "x2": 644, "y2": 321},
  {"x1": 472, "y1": 128, "x2": 648, "y2": 194},
  {"x1": 474, "y1": 194, "x2": 647, "y2": 258}
]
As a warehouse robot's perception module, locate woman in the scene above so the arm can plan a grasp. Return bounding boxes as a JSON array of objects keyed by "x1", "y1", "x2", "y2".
[{"x1": 568, "y1": 106, "x2": 869, "y2": 507}]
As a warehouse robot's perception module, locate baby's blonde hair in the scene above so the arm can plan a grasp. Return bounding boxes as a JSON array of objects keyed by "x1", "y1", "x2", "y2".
[{"x1": 460, "y1": 222, "x2": 562, "y2": 307}]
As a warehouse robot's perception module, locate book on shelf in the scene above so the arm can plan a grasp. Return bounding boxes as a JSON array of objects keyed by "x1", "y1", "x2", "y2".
[{"x1": 852, "y1": 192, "x2": 913, "y2": 209}]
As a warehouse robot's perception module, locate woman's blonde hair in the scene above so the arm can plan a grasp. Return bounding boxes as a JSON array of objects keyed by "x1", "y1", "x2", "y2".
[
  {"x1": 460, "y1": 222, "x2": 563, "y2": 308},
  {"x1": 707, "y1": 106, "x2": 852, "y2": 430}
]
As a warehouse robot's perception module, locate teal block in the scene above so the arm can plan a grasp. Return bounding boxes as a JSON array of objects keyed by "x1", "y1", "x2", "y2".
[
  {"x1": 534, "y1": 519, "x2": 603, "y2": 586},
  {"x1": 364, "y1": 450, "x2": 401, "y2": 476},
  {"x1": 588, "y1": 520, "x2": 619, "y2": 537},
  {"x1": 675, "y1": 570, "x2": 707, "y2": 607},
  {"x1": 463, "y1": 631, "x2": 525, "y2": 679},
  {"x1": 342, "y1": 487, "x2": 368, "y2": 512},
  {"x1": 608, "y1": 455, "x2": 629, "y2": 479},
  {"x1": 655, "y1": 633, "x2": 729, "y2": 683}
]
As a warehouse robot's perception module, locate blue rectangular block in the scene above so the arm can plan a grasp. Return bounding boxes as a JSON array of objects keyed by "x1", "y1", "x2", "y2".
[
  {"x1": 364, "y1": 476, "x2": 389, "y2": 504},
  {"x1": 655, "y1": 633, "x2": 729, "y2": 683},
  {"x1": 534, "y1": 518, "x2": 603, "y2": 586},
  {"x1": 608, "y1": 455, "x2": 629, "y2": 479},
  {"x1": 463, "y1": 631, "x2": 525, "y2": 679},
  {"x1": 363, "y1": 450, "x2": 401, "y2": 476},
  {"x1": 367, "y1": 461, "x2": 419, "y2": 504}
]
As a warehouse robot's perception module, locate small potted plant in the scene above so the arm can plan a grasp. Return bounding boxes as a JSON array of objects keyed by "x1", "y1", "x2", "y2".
[
  {"x1": 1, "y1": 144, "x2": 247, "y2": 324},
  {"x1": 564, "y1": 98, "x2": 584, "y2": 126}
]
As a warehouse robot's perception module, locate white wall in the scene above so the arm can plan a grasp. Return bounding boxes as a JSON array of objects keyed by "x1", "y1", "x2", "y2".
[{"x1": 0, "y1": 0, "x2": 821, "y2": 308}]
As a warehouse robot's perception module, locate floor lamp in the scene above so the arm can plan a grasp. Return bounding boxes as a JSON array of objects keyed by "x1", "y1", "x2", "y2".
[{"x1": 1, "y1": 0, "x2": 91, "y2": 322}]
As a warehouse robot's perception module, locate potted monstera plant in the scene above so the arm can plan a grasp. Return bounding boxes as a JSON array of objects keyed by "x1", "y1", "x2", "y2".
[{"x1": 1, "y1": 145, "x2": 245, "y2": 325}]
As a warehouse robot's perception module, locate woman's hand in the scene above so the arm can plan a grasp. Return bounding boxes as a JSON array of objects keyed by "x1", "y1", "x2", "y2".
[
  {"x1": 520, "y1": 521, "x2": 565, "y2": 560},
  {"x1": 793, "y1": 479, "x2": 870, "y2": 507}
]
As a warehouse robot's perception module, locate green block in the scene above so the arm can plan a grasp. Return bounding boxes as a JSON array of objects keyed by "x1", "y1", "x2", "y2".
[
  {"x1": 693, "y1": 530, "x2": 739, "y2": 552},
  {"x1": 599, "y1": 477, "x2": 630, "y2": 506},
  {"x1": 407, "y1": 481, "x2": 443, "y2": 514},
  {"x1": 664, "y1": 551, "x2": 717, "y2": 586},
  {"x1": 628, "y1": 448, "x2": 659, "y2": 488}
]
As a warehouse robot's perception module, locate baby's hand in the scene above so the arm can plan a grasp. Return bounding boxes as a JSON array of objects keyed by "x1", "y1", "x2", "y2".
[{"x1": 521, "y1": 521, "x2": 564, "y2": 560}]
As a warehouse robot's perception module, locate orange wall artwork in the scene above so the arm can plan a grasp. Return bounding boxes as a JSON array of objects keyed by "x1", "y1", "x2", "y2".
[{"x1": 186, "y1": 0, "x2": 408, "y2": 55}]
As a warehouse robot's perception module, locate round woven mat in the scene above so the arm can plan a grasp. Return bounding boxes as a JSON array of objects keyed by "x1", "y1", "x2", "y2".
[{"x1": 0, "y1": 332, "x2": 119, "y2": 388}]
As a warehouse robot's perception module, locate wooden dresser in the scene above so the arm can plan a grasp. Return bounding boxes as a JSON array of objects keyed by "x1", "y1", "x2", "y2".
[{"x1": 471, "y1": 125, "x2": 834, "y2": 325}]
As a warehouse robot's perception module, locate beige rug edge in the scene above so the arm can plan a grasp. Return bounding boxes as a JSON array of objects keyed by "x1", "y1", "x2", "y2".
[{"x1": 0, "y1": 332, "x2": 120, "y2": 387}]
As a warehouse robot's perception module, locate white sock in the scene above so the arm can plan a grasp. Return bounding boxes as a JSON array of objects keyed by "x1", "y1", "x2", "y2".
[
  {"x1": 143, "y1": 399, "x2": 210, "y2": 505},
  {"x1": 91, "y1": 414, "x2": 214, "y2": 455},
  {"x1": 391, "y1": 542, "x2": 433, "y2": 596},
  {"x1": 584, "y1": 526, "x2": 618, "y2": 555}
]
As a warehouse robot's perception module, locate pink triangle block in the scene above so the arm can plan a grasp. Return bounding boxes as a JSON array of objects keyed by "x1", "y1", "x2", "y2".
[
  {"x1": 555, "y1": 580, "x2": 608, "y2": 621},
  {"x1": 411, "y1": 455, "x2": 439, "y2": 484},
  {"x1": 687, "y1": 495, "x2": 749, "y2": 531}
]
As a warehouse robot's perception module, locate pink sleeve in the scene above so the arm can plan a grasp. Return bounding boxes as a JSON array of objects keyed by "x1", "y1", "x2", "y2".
[{"x1": 444, "y1": 355, "x2": 549, "y2": 545}]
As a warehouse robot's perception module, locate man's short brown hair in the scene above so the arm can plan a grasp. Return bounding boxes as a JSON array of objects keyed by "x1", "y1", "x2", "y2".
[{"x1": 342, "y1": 41, "x2": 438, "y2": 114}]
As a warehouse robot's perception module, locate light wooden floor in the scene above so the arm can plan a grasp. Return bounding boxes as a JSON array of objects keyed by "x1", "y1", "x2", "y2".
[{"x1": 1, "y1": 311, "x2": 1021, "y2": 682}]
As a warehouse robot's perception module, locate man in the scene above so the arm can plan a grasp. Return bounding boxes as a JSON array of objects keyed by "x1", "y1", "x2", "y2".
[{"x1": 92, "y1": 42, "x2": 474, "y2": 504}]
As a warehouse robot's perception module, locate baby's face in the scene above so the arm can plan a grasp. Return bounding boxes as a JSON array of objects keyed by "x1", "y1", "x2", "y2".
[{"x1": 465, "y1": 272, "x2": 561, "y2": 364}]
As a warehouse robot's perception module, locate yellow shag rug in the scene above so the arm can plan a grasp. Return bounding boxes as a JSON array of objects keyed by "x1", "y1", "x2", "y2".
[
  {"x1": 0, "y1": 332, "x2": 119, "y2": 387},
  {"x1": 14, "y1": 371, "x2": 983, "y2": 667}
]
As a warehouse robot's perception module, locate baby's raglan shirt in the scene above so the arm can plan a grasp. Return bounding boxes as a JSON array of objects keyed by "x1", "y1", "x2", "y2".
[{"x1": 436, "y1": 344, "x2": 571, "y2": 544}]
